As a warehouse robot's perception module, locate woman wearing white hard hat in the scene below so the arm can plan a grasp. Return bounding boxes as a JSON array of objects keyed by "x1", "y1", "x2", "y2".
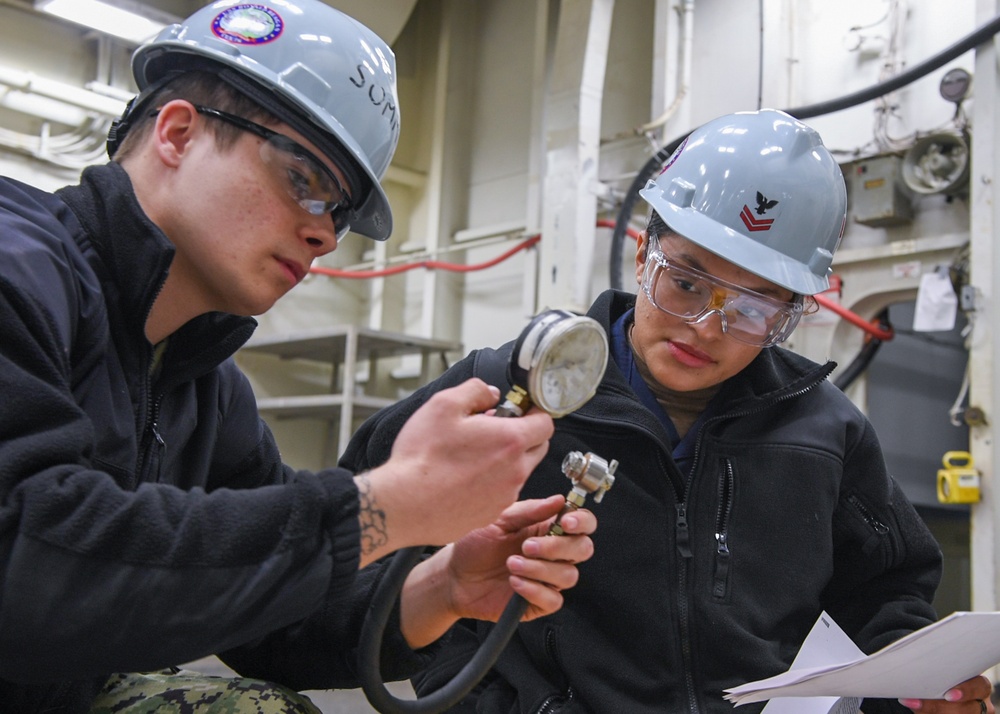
[{"x1": 343, "y1": 108, "x2": 992, "y2": 714}]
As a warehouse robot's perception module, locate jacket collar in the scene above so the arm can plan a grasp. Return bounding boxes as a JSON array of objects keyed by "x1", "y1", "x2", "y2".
[
  {"x1": 56, "y1": 162, "x2": 256, "y2": 382},
  {"x1": 57, "y1": 162, "x2": 173, "y2": 337}
]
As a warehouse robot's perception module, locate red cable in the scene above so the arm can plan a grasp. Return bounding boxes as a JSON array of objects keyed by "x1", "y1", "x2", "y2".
[
  {"x1": 309, "y1": 234, "x2": 541, "y2": 279},
  {"x1": 309, "y1": 222, "x2": 890, "y2": 341},
  {"x1": 309, "y1": 221, "x2": 639, "y2": 280},
  {"x1": 814, "y1": 293, "x2": 894, "y2": 341},
  {"x1": 597, "y1": 218, "x2": 642, "y2": 240}
]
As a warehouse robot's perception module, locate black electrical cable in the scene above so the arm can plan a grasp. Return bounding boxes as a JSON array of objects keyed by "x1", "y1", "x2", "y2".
[
  {"x1": 784, "y1": 12, "x2": 1000, "y2": 122},
  {"x1": 833, "y1": 308, "x2": 891, "y2": 391},
  {"x1": 609, "y1": 12, "x2": 1000, "y2": 290}
]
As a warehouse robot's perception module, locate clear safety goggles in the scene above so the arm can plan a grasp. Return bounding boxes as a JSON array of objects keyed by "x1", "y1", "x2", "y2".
[
  {"x1": 641, "y1": 248, "x2": 803, "y2": 347},
  {"x1": 192, "y1": 106, "x2": 353, "y2": 237}
]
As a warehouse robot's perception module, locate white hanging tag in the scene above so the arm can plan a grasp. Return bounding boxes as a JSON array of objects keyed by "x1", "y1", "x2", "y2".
[{"x1": 913, "y1": 268, "x2": 957, "y2": 332}]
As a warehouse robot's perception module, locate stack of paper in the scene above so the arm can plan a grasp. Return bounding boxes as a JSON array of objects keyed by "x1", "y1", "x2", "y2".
[{"x1": 725, "y1": 611, "x2": 1000, "y2": 708}]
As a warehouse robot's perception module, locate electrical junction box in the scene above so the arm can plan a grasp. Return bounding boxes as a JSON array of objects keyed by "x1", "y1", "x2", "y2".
[{"x1": 851, "y1": 155, "x2": 914, "y2": 227}]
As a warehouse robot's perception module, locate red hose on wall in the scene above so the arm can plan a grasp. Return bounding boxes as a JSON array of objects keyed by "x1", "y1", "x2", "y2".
[{"x1": 310, "y1": 223, "x2": 890, "y2": 340}]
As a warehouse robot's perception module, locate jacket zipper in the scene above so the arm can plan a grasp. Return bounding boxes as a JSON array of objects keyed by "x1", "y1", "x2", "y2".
[
  {"x1": 660, "y1": 449, "x2": 699, "y2": 714},
  {"x1": 137, "y1": 344, "x2": 167, "y2": 483},
  {"x1": 846, "y1": 493, "x2": 889, "y2": 534},
  {"x1": 712, "y1": 458, "x2": 734, "y2": 599},
  {"x1": 146, "y1": 395, "x2": 166, "y2": 482},
  {"x1": 675, "y1": 370, "x2": 831, "y2": 712},
  {"x1": 536, "y1": 687, "x2": 574, "y2": 714},
  {"x1": 537, "y1": 628, "x2": 575, "y2": 713},
  {"x1": 138, "y1": 391, "x2": 166, "y2": 482},
  {"x1": 676, "y1": 551, "x2": 700, "y2": 713}
]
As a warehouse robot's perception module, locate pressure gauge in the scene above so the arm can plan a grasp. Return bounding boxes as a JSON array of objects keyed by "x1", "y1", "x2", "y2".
[
  {"x1": 939, "y1": 67, "x2": 972, "y2": 105},
  {"x1": 498, "y1": 310, "x2": 609, "y2": 418}
]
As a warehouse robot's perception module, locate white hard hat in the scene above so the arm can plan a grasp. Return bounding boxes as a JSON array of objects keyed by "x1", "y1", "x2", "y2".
[
  {"x1": 115, "y1": 0, "x2": 400, "y2": 241},
  {"x1": 639, "y1": 109, "x2": 847, "y2": 295}
]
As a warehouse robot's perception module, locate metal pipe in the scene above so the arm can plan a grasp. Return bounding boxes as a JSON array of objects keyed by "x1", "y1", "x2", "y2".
[{"x1": 0, "y1": 65, "x2": 126, "y2": 119}]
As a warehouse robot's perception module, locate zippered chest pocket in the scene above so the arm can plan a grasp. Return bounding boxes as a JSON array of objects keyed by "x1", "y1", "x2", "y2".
[{"x1": 712, "y1": 457, "x2": 734, "y2": 600}]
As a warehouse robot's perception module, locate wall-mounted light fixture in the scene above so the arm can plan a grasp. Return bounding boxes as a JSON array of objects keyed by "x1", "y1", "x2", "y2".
[{"x1": 34, "y1": 0, "x2": 178, "y2": 45}]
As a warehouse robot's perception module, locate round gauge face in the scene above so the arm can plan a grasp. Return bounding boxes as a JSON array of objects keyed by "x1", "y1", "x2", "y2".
[
  {"x1": 527, "y1": 318, "x2": 608, "y2": 417},
  {"x1": 939, "y1": 67, "x2": 971, "y2": 104}
]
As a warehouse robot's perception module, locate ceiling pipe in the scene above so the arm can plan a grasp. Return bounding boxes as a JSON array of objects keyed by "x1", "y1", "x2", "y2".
[
  {"x1": 0, "y1": 89, "x2": 87, "y2": 125},
  {"x1": 0, "y1": 64, "x2": 126, "y2": 120}
]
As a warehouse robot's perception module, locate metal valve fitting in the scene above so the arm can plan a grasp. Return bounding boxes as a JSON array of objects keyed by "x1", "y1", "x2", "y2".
[{"x1": 548, "y1": 451, "x2": 617, "y2": 535}]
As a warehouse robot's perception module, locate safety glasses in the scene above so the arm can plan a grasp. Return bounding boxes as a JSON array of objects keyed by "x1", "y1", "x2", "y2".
[
  {"x1": 641, "y1": 248, "x2": 803, "y2": 347},
  {"x1": 192, "y1": 105, "x2": 353, "y2": 237}
]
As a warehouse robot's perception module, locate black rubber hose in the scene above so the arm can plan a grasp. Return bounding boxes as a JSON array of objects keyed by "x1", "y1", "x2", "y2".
[
  {"x1": 610, "y1": 12, "x2": 1000, "y2": 289},
  {"x1": 358, "y1": 545, "x2": 529, "y2": 713}
]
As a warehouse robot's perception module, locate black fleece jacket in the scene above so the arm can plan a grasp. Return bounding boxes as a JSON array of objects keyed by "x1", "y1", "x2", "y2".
[
  {"x1": 0, "y1": 164, "x2": 428, "y2": 713},
  {"x1": 341, "y1": 289, "x2": 943, "y2": 714}
]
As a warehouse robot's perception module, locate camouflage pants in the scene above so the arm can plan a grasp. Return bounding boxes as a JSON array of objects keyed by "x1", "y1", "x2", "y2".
[{"x1": 89, "y1": 668, "x2": 324, "y2": 713}]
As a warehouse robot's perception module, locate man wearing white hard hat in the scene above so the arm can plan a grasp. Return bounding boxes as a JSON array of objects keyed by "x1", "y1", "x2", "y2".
[{"x1": 0, "y1": 2, "x2": 596, "y2": 712}]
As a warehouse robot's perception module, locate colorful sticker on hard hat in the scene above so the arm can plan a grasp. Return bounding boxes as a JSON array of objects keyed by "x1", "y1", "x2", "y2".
[
  {"x1": 739, "y1": 191, "x2": 779, "y2": 232},
  {"x1": 212, "y1": 5, "x2": 284, "y2": 45}
]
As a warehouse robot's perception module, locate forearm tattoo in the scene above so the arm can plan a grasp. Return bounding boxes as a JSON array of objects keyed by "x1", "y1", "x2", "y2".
[{"x1": 356, "y1": 474, "x2": 388, "y2": 555}]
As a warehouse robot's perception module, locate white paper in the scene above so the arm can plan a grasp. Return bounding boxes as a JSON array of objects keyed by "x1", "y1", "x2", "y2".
[
  {"x1": 759, "y1": 612, "x2": 864, "y2": 714},
  {"x1": 726, "y1": 611, "x2": 1000, "y2": 705},
  {"x1": 913, "y1": 270, "x2": 958, "y2": 332}
]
